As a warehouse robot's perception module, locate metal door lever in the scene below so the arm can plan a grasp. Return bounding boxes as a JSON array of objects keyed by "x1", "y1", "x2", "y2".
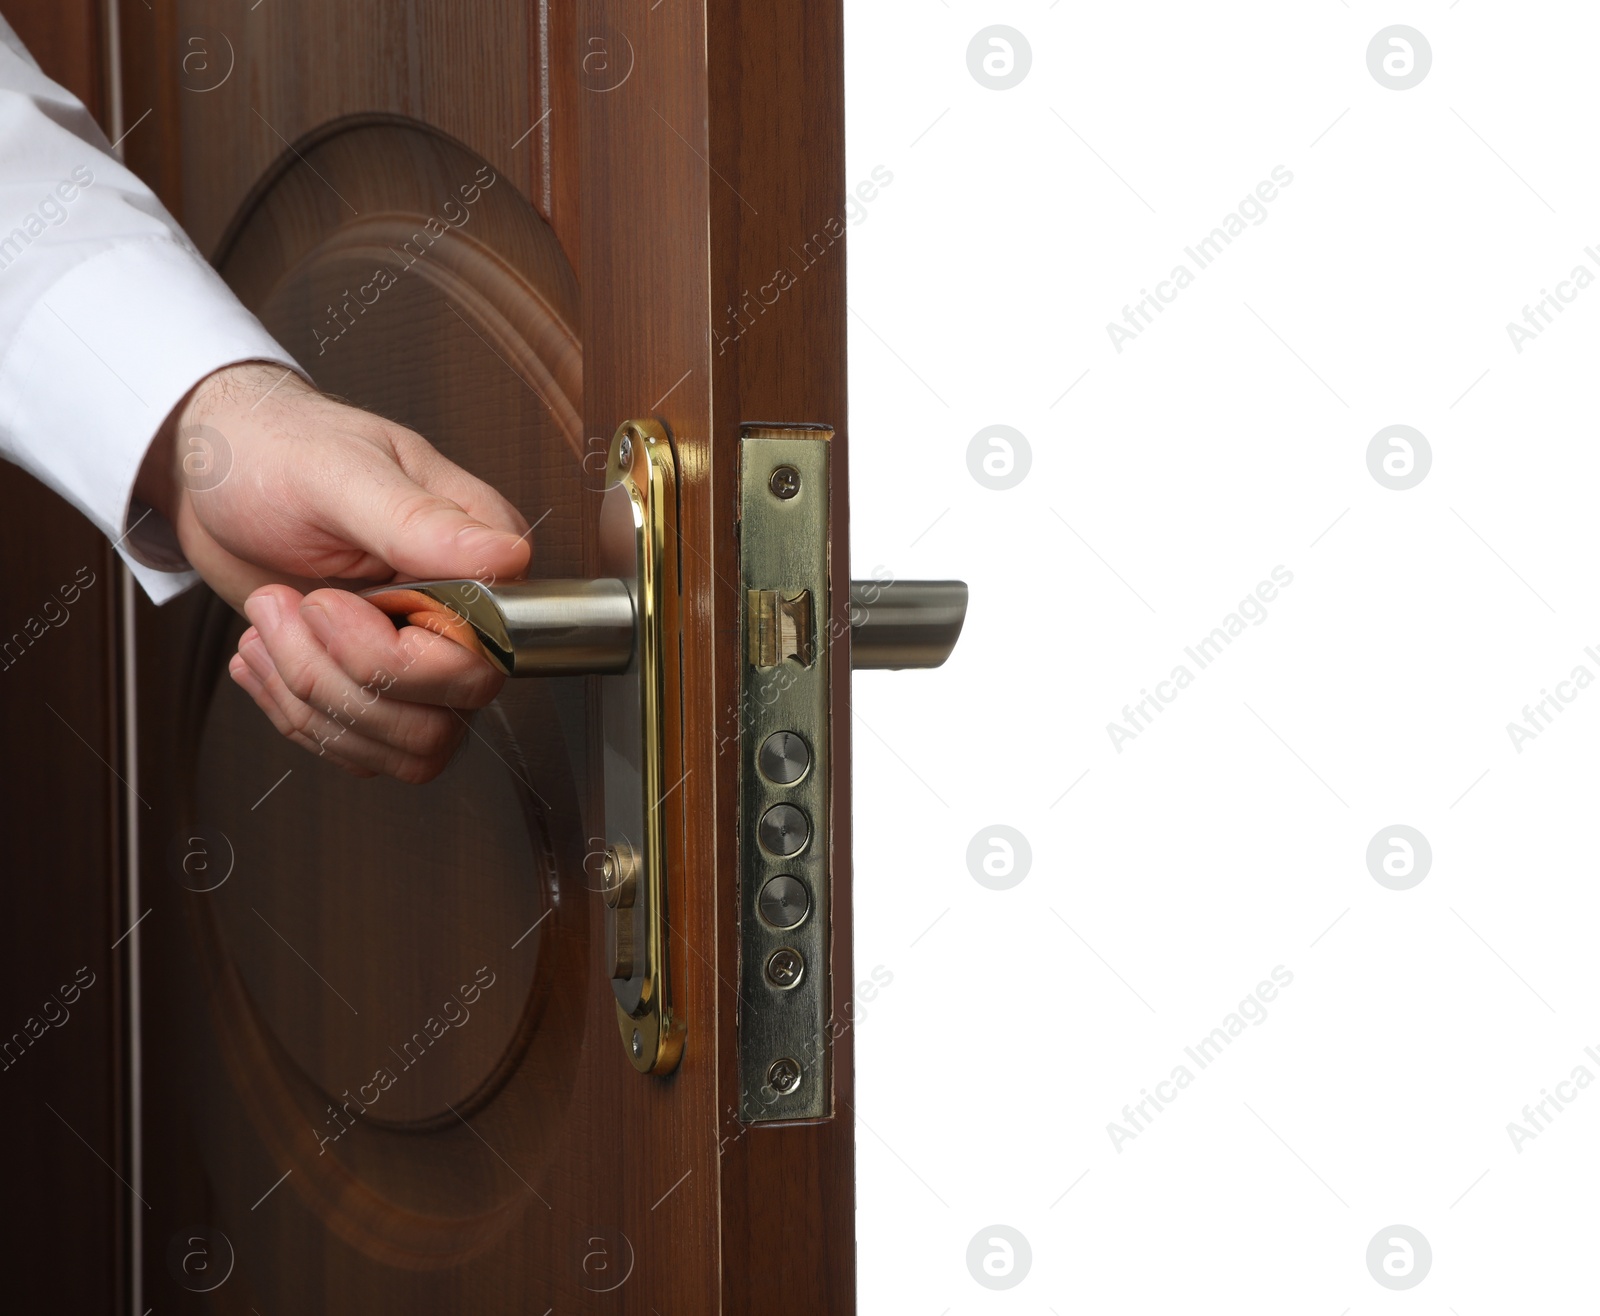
[
  {"x1": 846, "y1": 580, "x2": 968, "y2": 670},
  {"x1": 359, "y1": 577, "x2": 635, "y2": 676},
  {"x1": 360, "y1": 578, "x2": 967, "y2": 675}
]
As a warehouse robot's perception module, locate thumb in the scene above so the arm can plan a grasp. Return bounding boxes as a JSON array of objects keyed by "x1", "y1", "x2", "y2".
[{"x1": 330, "y1": 465, "x2": 531, "y2": 584}]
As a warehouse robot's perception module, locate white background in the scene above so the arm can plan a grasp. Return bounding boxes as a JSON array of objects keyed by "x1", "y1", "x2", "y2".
[{"x1": 846, "y1": 3, "x2": 1600, "y2": 1310}]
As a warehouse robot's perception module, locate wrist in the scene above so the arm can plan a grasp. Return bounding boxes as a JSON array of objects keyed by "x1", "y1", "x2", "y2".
[
  {"x1": 182, "y1": 359, "x2": 308, "y2": 431},
  {"x1": 136, "y1": 360, "x2": 309, "y2": 523}
]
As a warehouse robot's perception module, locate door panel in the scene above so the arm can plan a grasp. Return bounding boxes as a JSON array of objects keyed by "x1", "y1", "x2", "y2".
[{"x1": 124, "y1": 2, "x2": 853, "y2": 1310}]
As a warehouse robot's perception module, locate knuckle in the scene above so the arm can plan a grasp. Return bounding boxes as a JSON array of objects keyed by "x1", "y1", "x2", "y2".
[
  {"x1": 387, "y1": 488, "x2": 446, "y2": 544},
  {"x1": 361, "y1": 667, "x2": 399, "y2": 702},
  {"x1": 277, "y1": 653, "x2": 320, "y2": 704},
  {"x1": 401, "y1": 710, "x2": 459, "y2": 759},
  {"x1": 285, "y1": 699, "x2": 321, "y2": 741}
]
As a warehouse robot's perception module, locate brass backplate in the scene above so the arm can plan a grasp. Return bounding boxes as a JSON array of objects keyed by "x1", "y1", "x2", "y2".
[
  {"x1": 600, "y1": 420, "x2": 684, "y2": 1074},
  {"x1": 737, "y1": 424, "x2": 833, "y2": 1122}
]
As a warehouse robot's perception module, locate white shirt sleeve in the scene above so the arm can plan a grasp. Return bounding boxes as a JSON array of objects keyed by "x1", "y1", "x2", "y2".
[{"x1": 0, "y1": 15, "x2": 303, "y2": 603}]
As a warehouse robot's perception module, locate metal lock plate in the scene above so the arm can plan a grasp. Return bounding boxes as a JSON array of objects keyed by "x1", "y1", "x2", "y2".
[
  {"x1": 737, "y1": 424, "x2": 833, "y2": 1122},
  {"x1": 599, "y1": 420, "x2": 685, "y2": 1075}
]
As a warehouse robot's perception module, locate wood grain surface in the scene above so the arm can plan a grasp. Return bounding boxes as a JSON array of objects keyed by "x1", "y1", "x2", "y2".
[{"x1": 704, "y1": 5, "x2": 857, "y2": 1309}]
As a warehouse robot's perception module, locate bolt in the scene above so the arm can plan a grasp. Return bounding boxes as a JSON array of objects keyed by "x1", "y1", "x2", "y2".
[
  {"x1": 767, "y1": 1057, "x2": 802, "y2": 1094},
  {"x1": 758, "y1": 803, "x2": 810, "y2": 858},
  {"x1": 758, "y1": 874, "x2": 810, "y2": 930},
  {"x1": 769, "y1": 465, "x2": 801, "y2": 500},
  {"x1": 758, "y1": 730, "x2": 810, "y2": 785}
]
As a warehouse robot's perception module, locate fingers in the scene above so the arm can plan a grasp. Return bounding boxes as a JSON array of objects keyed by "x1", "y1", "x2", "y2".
[
  {"x1": 309, "y1": 429, "x2": 532, "y2": 586},
  {"x1": 231, "y1": 584, "x2": 489, "y2": 784},
  {"x1": 227, "y1": 654, "x2": 378, "y2": 779},
  {"x1": 387, "y1": 429, "x2": 530, "y2": 540},
  {"x1": 173, "y1": 377, "x2": 537, "y2": 613},
  {"x1": 293, "y1": 587, "x2": 506, "y2": 708},
  {"x1": 232, "y1": 625, "x2": 463, "y2": 783}
]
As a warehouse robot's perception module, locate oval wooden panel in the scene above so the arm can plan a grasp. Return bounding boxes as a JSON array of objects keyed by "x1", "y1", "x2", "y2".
[
  {"x1": 180, "y1": 119, "x2": 596, "y2": 1266},
  {"x1": 195, "y1": 691, "x2": 553, "y2": 1128}
]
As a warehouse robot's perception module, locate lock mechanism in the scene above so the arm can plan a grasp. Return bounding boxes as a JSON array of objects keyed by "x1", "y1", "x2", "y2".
[
  {"x1": 736, "y1": 425, "x2": 833, "y2": 1120},
  {"x1": 362, "y1": 420, "x2": 967, "y2": 1081}
]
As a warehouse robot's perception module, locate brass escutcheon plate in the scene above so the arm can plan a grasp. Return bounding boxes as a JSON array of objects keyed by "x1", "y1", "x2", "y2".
[{"x1": 600, "y1": 419, "x2": 685, "y2": 1075}]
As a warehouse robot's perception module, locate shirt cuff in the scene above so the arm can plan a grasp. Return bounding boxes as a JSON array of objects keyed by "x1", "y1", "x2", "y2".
[{"x1": 0, "y1": 236, "x2": 304, "y2": 604}]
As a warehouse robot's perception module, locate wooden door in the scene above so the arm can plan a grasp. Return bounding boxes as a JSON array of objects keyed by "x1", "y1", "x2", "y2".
[{"x1": 119, "y1": 3, "x2": 854, "y2": 1311}]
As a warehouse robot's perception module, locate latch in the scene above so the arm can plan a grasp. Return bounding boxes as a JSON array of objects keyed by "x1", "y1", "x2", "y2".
[{"x1": 362, "y1": 420, "x2": 967, "y2": 1081}]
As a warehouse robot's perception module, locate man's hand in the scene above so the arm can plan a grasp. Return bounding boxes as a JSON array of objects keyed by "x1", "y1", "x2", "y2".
[{"x1": 136, "y1": 361, "x2": 531, "y2": 783}]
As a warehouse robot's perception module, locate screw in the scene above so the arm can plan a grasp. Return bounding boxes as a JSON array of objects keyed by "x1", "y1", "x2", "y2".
[
  {"x1": 767, "y1": 1057, "x2": 802, "y2": 1094},
  {"x1": 769, "y1": 465, "x2": 801, "y2": 499},
  {"x1": 617, "y1": 434, "x2": 634, "y2": 467},
  {"x1": 765, "y1": 946, "x2": 805, "y2": 989},
  {"x1": 600, "y1": 844, "x2": 637, "y2": 909},
  {"x1": 631, "y1": 1029, "x2": 643, "y2": 1058}
]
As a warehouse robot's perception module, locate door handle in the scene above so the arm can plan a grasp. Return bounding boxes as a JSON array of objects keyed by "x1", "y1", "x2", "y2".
[
  {"x1": 360, "y1": 577, "x2": 635, "y2": 677},
  {"x1": 359, "y1": 421, "x2": 967, "y2": 1089},
  {"x1": 359, "y1": 578, "x2": 966, "y2": 675}
]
